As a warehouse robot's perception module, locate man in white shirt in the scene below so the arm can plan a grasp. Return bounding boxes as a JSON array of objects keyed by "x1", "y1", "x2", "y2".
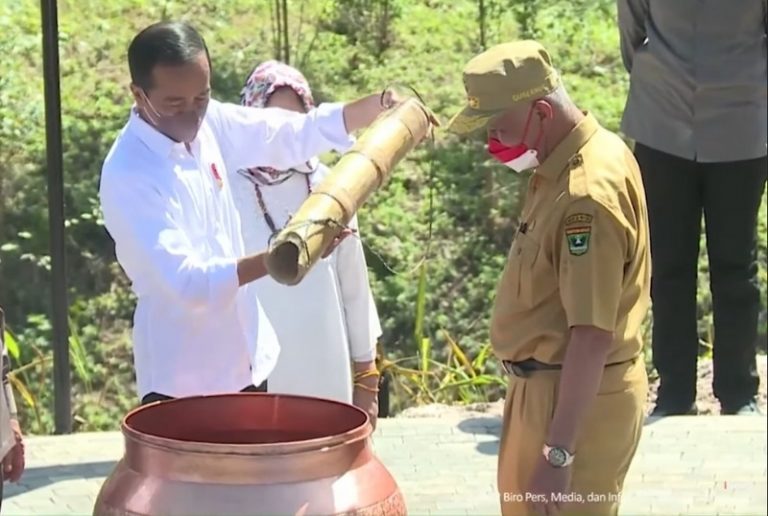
[{"x1": 100, "y1": 21, "x2": 393, "y2": 404}]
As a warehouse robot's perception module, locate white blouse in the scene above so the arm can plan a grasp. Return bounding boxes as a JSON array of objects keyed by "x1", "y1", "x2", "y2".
[{"x1": 229, "y1": 162, "x2": 382, "y2": 404}]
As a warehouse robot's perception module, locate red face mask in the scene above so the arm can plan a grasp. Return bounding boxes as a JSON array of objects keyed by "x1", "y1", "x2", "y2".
[{"x1": 487, "y1": 106, "x2": 543, "y2": 172}]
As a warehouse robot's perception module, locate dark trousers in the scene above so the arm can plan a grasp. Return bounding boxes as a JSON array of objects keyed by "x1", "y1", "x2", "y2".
[
  {"x1": 141, "y1": 380, "x2": 268, "y2": 405},
  {"x1": 634, "y1": 143, "x2": 767, "y2": 409}
]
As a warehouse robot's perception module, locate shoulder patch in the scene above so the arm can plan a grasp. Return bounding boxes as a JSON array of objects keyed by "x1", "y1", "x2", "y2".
[
  {"x1": 564, "y1": 213, "x2": 593, "y2": 226},
  {"x1": 565, "y1": 225, "x2": 591, "y2": 256}
]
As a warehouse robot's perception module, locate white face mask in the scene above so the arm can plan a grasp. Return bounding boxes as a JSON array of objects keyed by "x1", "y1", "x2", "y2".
[
  {"x1": 487, "y1": 137, "x2": 541, "y2": 173},
  {"x1": 487, "y1": 103, "x2": 545, "y2": 173},
  {"x1": 504, "y1": 149, "x2": 540, "y2": 173}
]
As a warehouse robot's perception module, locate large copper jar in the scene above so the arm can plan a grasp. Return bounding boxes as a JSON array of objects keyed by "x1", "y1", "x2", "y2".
[{"x1": 93, "y1": 393, "x2": 406, "y2": 516}]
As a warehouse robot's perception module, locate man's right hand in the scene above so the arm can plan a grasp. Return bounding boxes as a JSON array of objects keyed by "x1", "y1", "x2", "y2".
[{"x1": 237, "y1": 252, "x2": 269, "y2": 286}]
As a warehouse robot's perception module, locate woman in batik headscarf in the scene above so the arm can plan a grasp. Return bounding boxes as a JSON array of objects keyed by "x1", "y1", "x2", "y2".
[{"x1": 230, "y1": 60, "x2": 383, "y2": 427}]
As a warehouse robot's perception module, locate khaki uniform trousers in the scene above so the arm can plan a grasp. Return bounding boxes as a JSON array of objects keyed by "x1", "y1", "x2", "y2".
[{"x1": 498, "y1": 356, "x2": 647, "y2": 516}]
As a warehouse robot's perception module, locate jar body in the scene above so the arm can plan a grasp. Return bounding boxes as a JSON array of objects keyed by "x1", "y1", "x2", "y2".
[{"x1": 93, "y1": 394, "x2": 406, "y2": 516}]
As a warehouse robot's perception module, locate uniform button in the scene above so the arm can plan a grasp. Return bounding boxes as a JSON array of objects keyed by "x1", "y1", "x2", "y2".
[{"x1": 570, "y1": 154, "x2": 583, "y2": 167}]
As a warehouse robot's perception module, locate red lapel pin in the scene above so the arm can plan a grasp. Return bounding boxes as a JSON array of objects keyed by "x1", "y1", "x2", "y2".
[{"x1": 210, "y1": 163, "x2": 223, "y2": 189}]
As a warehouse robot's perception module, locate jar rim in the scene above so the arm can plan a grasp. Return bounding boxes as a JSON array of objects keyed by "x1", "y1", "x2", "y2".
[{"x1": 121, "y1": 392, "x2": 371, "y2": 456}]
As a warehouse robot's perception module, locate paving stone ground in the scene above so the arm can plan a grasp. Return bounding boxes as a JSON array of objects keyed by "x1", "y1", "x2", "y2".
[{"x1": 1, "y1": 415, "x2": 765, "y2": 515}]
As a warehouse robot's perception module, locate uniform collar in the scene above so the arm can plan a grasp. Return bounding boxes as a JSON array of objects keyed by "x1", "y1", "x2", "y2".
[
  {"x1": 535, "y1": 112, "x2": 599, "y2": 180},
  {"x1": 127, "y1": 106, "x2": 191, "y2": 158}
]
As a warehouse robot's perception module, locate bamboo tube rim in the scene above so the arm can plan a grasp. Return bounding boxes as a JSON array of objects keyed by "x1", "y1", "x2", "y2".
[{"x1": 267, "y1": 239, "x2": 302, "y2": 286}]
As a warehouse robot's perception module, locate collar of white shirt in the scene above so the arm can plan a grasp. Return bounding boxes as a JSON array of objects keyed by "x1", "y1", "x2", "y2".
[{"x1": 128, "y1": 106, "x2": 197, "y2": 159}]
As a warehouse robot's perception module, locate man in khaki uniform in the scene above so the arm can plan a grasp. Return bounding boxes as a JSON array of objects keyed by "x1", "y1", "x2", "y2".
[{"x1": 447, "y1": 41, "x2": 650, "y2": 516}]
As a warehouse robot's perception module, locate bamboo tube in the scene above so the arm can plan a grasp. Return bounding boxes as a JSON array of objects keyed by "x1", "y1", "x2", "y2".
[{"x1": 265, "y1": 97, "x2": 438, "y2": 285}]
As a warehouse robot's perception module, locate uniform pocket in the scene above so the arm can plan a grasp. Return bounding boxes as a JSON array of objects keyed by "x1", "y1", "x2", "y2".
[
  {"x1": 508, "y1": 233, "x2": 540, "y2": 308},
  {"x1": 596, "y1": 357, "x2": 647, "y2": 397}
]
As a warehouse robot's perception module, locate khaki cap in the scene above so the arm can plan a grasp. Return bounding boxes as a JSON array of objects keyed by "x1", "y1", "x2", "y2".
[{"x1": 447, "y1": 40, "x2": 561, "y2": 135}]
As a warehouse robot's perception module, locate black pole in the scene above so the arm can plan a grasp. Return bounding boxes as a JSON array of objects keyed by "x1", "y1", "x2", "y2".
[
  {"x1": 478, "y1": 0, "x2": 486, "y2": 50},
  {"x1": 40, "y1": 0, "x2": 71, "y2": 435}
]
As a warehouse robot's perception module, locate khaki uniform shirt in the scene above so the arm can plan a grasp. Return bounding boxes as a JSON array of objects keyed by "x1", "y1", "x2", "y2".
[{"x1": 490, "y1": 113, "x2": 651, "y2": 365}]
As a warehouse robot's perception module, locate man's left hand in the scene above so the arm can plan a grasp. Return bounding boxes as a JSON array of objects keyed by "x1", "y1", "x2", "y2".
[
  {"x1": 526, "y1": 456, "x2": 572, "y2": 516},
  {"x1": 3, "y1": 418, "x2": 25, "y2": 483},
  {"x1": 342, "y1": 89, "x2": 403, "y2": 133}
]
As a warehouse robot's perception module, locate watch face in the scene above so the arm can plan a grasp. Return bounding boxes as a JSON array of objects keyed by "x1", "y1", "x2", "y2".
[{"x1": 547, "y1": 447, "x2": 568, "y2": 467}]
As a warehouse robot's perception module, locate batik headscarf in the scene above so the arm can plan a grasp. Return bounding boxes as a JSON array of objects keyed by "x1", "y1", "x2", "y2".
[
  {"x1": 239, "y1": 60, "x2": 318, "y2": 183},
  {"x1": 241, "y1": 60, "x2": 315, "y2": 112}
]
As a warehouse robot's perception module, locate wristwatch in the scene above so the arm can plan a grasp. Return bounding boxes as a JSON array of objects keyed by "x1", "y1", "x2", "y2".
[{"x1": 542, "y1": 444, "x2": 575, "y2": 468}]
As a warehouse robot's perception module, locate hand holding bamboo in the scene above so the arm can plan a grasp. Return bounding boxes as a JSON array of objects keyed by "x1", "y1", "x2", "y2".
[{"x1": 265, "y1": 97, "x2": 438, "y2": 285}]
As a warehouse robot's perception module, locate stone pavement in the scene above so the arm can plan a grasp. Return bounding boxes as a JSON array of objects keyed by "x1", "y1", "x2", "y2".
[{"x1": 1, "y1": 415, "x2": 765, "y2": 515}]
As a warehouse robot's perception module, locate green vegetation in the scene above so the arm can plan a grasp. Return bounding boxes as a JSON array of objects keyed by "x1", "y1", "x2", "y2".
[{"x1": 1, "y1": 0, "x2": 765, "y2": 433}]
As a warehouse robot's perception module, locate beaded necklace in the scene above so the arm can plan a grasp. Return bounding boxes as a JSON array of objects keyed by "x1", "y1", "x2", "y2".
[{"x1": 238, "y1": 166, "x2": 313, "y2": 236}]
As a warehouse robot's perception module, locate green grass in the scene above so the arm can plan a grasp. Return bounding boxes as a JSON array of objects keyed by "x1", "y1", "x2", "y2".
[{"x1": 0, "y1": 0, "x2": 765, "y2": 433}]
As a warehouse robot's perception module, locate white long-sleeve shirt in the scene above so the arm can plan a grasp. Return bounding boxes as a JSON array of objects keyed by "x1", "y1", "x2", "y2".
[
  {"x1": 99, "y1": 99, "x2": 353, "y2": 399},
  {"x1": 229, "y1": 163, "x2": 382, "y2": 403}
]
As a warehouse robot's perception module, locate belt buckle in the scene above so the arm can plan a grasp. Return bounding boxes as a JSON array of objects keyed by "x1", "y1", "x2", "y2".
[{"x1": 502, "y1": 361, "x2": 529, "y2": 378}]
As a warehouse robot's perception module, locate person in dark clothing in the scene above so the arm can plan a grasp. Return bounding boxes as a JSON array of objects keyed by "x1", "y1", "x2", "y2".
[{"x1": 618, "y1": 0, "x2": 768, "y2": 416}]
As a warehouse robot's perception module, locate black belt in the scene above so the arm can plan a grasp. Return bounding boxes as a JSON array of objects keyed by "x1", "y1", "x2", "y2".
[
  {"x1": 501, "y1": 357, "x2": 636, "y2": 378},
  {"x1": 140, "y1": 380, "x2": 268, "y2": 405}
]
